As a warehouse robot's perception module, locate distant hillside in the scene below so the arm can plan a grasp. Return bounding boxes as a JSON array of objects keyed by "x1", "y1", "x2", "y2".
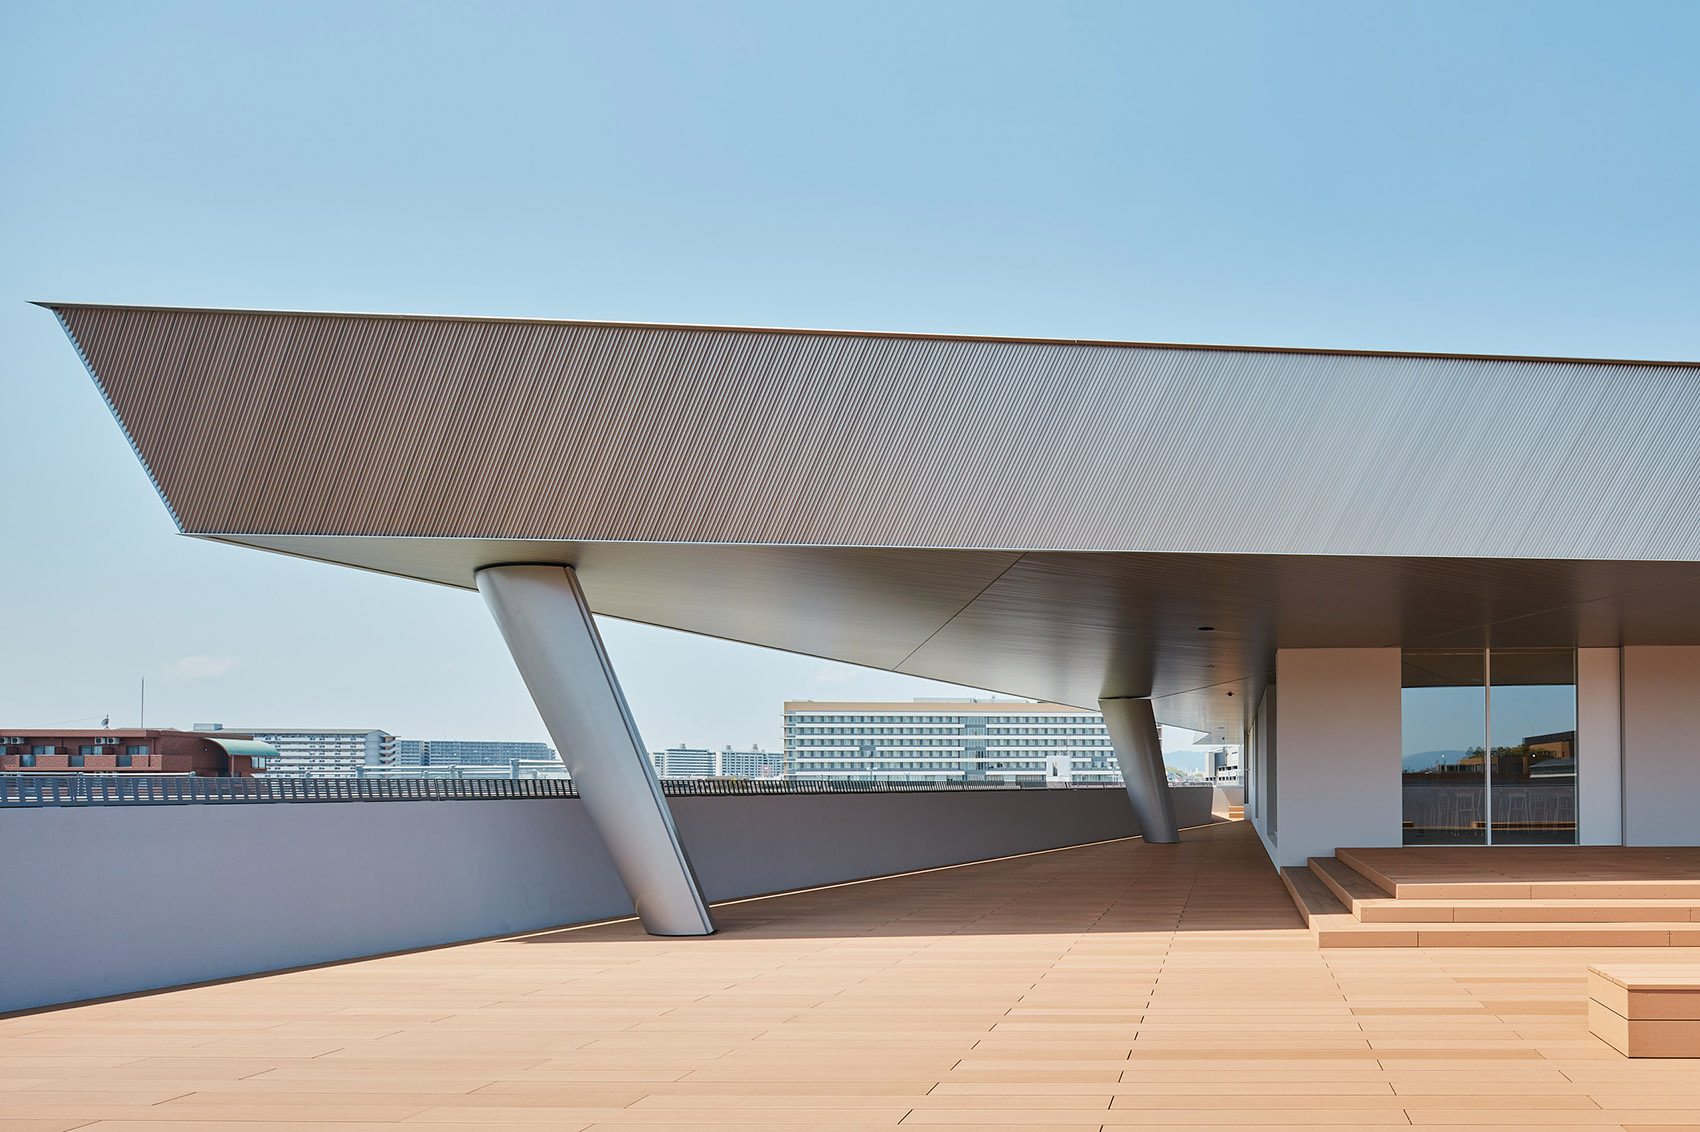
[
  {"x1": 1161, "y1": 749, "x2": 1213, "y2": 774},
  {"x1": 1402, "y1": 749, "x2": 1469, "y2": 771}
]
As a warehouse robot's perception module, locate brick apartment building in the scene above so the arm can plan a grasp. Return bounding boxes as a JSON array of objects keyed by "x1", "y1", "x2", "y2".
[{"x1": 0, "y1": 730, "x2": 273, "y2": 777}]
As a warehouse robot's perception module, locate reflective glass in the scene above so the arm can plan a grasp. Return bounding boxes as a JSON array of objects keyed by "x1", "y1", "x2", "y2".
[
  {"x1": 1487, "y1": 649, "x2": 1577, "y2": 845},
  {"x1": 1401, "y1": 651, "x2": 1487, "y2": 845}
]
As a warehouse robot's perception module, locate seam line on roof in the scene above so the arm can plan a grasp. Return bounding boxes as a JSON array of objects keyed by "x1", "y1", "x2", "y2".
[{"x1": 892, "y1": 553, "x2": 1030, "y2": 672}]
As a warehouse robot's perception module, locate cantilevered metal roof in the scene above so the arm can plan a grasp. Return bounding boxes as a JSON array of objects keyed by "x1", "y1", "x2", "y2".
[{"x1": 43, "y1": 304, "x2": 1700, "y2": 738}]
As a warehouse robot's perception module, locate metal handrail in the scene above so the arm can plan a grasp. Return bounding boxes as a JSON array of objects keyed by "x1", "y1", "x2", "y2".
[{"x1": 0, "y1": 773, "x2": 1122, "y2": 807}]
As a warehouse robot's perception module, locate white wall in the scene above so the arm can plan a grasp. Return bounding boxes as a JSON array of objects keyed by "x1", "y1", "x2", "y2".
[
  {"x1": 0, "y1": 786, "x2": 1217, "y2": 1014},
  {"x1": 1621, "y1": 646, "x2": 1700, "y2": 846},
  {"x1": 1248, "y1": 685, "x2": 1277, "y2": 860},
  {"x1": 1576, "y1": 647, "x2": 1623, "y2": 846},
  {"x1": 1269, "y1": 648, "x2": 1402, "y2": 867}
]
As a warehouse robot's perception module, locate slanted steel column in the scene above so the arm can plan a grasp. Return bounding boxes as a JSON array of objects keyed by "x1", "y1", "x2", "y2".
[
  {"x1": 1099, "y1": 696, "x2": 1180, "y2": 844},
  {"x1": 477, "y1": 564, "x2": 714, "y2": 936}
]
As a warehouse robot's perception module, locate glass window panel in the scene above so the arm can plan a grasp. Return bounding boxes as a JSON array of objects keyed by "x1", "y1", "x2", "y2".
[
  {"x1": 1488, "y1": 649, "x2": 1577, "y2": 845},
  {"x1": 1402, "y1": 650, "x2": 1486, "y2": 845}
]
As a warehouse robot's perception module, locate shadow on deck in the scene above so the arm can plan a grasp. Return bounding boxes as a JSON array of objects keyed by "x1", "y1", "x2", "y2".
[{"x1": 516, "y1": 821, "x2": 1303, "y2": 943}]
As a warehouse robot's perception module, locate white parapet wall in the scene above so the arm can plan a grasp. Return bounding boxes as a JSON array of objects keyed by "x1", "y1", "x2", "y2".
[{"x1": 0, "y1": 785, "x2": 1217, "y2": 1014}]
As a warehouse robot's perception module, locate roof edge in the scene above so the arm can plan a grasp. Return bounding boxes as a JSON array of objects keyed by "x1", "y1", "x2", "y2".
[
  {"x1": 33, "y1": 301, "x2": 1700, "y2": 369},
  {"x1": 43, "y1": 305, "x2": 185, "y2": 532}
]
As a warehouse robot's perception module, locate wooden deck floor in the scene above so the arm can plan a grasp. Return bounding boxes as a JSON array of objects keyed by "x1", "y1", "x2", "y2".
[{"x1": 5, "y1": 821, "x2": 1700, "y2": 1131}]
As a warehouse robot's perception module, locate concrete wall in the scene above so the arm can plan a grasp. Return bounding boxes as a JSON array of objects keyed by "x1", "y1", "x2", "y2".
[
  {"x1": 1269, "y1": 648, "x2": 1402, "y2": 867},
  {"x1": 0, "y1": 785, "x2": 1216, "y2": 1014},
  {"x1": 1577, "y1": 647, "x2": 1624, "y2": 846},
  {"x1": 1622, "y1": 646, "x2": 1700, "y2": 846}
]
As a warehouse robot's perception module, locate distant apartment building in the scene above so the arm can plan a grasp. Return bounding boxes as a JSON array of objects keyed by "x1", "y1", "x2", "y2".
[
  {"x1": 0, "y1": 729, "x2": 273, "y2": 776},
  {"x1": 718, "y1": 747, "x2": 782, "y2": 779},
  {"x1": 650, "y1": 746, "x2": 783, "y2": 779},
  {"x1": 651, "y1": 746, "x2": 716, "y2": 778},
  {"x1": 783, "y1": 700, "x2": 1120, "y2": 784},
  {"x1": 199, "y1": 725, "x2": 395, "y2": 777},
  {"x1": 1209, "y1": 747, "x2": 1242, "y2": 785},
  {"x1": 395, "y1": 739, "x2": 560, "y2": 769}
]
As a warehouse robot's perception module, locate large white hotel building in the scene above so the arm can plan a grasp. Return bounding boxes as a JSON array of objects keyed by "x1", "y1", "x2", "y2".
[{"x1": 783, "y1": 700, "x2": 1120, "y2": 784}]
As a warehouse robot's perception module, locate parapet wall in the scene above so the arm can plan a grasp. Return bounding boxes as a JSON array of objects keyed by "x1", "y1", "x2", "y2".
[{"x1": 0, "y1": 785, "x2": 1215, "y2": 1014}]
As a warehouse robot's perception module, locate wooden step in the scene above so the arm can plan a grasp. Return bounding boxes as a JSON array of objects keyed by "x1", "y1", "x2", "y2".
[
  {"x1": 1309, "y1": 857, "x2": 1700, "y2": 923},
  {"x1": 1279, "y1": 864, "x2": 1345, "y2": 927},
  {"x1": 1335, "y1": 846, "x2": 1700, "y2": 900},
  {"x1": 1366, "y1": 897, "x2": 1700, "y2": 923},
  {"x1": 1287, "y1": 846, "x2": 1700, "y2": 947},
  {"x1": 1279, "y1": 867, "x2": 1414, "y2": 946},
  {"x1": 1307, "y1": 855, "x2": 1398, "y2": 919},
  {"x1": 1329, "y1": 921, "x2": 1700, "y2": 948}
]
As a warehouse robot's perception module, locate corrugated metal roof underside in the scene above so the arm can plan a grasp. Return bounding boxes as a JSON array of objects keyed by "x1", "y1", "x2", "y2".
[{"x1": 50, "y1": 305, "x2": 1700, "y2": 560}]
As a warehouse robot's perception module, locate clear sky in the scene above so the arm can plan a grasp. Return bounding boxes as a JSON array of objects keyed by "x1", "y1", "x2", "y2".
[{"x1": 4, "y1": 1, "x2": 1698, "y2": 758}]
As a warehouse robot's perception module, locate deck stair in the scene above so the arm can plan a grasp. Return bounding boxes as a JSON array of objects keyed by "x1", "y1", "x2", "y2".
[{"x1": 1282, "y1": 846, "x2": 1700, "y2": 947}]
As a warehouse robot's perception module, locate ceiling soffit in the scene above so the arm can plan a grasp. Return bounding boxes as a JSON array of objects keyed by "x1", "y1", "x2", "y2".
[{"x1": 213, "y1": 534, "x2": 1700, "y2": 739}]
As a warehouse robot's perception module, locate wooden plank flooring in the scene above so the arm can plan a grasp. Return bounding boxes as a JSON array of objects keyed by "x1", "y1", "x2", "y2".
[{"x1": 5, "y1": 821, "x2": 1700, "y2": 1131}]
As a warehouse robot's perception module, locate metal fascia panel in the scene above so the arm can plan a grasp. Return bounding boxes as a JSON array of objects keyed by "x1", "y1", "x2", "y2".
[{"x1": 45, "y1": 304, "x2": 1700, "y2": 561}]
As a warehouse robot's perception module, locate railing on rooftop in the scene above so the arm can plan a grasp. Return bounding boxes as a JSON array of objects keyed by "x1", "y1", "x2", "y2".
[{"x1": 0, "y1": 773, "x2": 1122, "y2": 807}]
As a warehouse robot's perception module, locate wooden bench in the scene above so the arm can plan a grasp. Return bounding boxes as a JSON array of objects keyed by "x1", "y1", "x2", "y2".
[{"x1": 1588, "y1": 965, "x2": 1700, "y2": 1057}]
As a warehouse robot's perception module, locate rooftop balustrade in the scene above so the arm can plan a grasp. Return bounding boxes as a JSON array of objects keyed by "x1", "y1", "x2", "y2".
[{"x1": 0, "y1": 772, "x2": 1122, "y2": 807}]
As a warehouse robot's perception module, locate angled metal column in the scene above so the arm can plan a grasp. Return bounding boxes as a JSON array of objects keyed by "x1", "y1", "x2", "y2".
[
  {"x1": 1099, "y1": 697, "x2": 1180, "y2": 844},
  {"x1": 477, "y1": 564, "x2": 715, "y2": 936}
]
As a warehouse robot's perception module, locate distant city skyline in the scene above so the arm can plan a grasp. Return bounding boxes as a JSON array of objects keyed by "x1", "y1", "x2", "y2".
[{"x1": 38, "y1": 697, "x2": 1227, "y2": 774}]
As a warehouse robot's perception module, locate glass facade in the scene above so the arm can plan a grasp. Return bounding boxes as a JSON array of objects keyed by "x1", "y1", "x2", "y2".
[
  {"x1": 1401, "y1": 651, "x2": 1487, "y2": 845},
  {"x1": 1401, "y1": 649, "x2": 1576, "y2": 845},
  {"x1": 1485, "y1": 650, "x2": 1577, "y2": 845}
]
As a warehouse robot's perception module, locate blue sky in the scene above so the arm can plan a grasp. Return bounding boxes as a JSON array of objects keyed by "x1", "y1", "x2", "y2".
[{"x1": 4, "y1": 1, "x2": 1698, "y2": 756}]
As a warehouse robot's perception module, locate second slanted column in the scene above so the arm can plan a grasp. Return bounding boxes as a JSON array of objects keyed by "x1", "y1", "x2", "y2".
[{"x1": 1099, "y1": 696, "x2": 1180, "y2": 844}]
